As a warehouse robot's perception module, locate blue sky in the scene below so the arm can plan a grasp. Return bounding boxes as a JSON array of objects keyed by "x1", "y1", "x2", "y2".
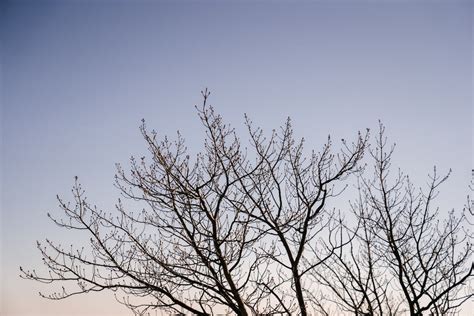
[{"x1": 1, "y1": 1, "x2": 472, "y2": 315}]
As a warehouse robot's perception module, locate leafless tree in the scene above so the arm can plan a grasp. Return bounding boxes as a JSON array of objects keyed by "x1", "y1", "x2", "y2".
[
  {"x1": 313, "y1": 123, "x2": 473, "y2": 316},
  {"x1": 21, "y1": 90, "x2": 368, "y2": 315},
  {"x1": 21, "y1": 92, "x2": 472, "y2": 315}
]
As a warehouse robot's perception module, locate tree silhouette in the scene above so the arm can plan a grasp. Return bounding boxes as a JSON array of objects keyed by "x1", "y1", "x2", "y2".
[
  {"x1": 312, "y1": 124, "x2": 473, "y2": 315},
  {"x1": 21, "y1": 92, "x2": 472, "y2": 315}
]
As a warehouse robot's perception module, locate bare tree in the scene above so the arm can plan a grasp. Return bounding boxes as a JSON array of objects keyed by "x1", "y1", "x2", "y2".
[
  {"x1": 313, "y1": 123, "x2": 473, "y2": 316},
  {"x1": 21, "y1": 90, "x2": 368, "y2": 315},
  {"x1": 21, "y1": 93, "x2": 472, "y2": 315}
]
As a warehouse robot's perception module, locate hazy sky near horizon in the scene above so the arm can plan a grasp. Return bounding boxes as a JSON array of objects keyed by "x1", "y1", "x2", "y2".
[{"x1": 1, "y1": 1, "x2": 472, "y2": 315}]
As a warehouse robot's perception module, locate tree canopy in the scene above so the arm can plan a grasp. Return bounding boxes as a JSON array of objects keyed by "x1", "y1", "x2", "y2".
[{"x1": 21, "y1": 91, "x2": 473, "y2": 315}]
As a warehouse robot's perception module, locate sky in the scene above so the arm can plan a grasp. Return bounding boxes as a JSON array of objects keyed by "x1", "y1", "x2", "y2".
[{"x1": 1, "y1": 0, "x2": 473, "y2": 315}]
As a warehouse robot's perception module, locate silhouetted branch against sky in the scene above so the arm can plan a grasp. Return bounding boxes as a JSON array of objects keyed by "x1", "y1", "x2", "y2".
[{"x1": 20, "y1": 92, "x2": 473, "y2": 315}]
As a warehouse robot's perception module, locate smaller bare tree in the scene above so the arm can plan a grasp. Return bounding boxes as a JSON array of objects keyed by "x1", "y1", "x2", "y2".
[{"x1": 314, "y1": 123, "x2": 473, "y2": 316}]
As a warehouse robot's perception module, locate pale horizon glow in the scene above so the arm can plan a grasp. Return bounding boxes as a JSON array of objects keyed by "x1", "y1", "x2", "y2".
[{"x1": 1, "y1": 1, "x2": 472, "y2": 315}]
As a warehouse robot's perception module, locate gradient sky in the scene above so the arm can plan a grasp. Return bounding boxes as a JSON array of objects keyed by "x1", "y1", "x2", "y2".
[{"x1": 1, "y1": 1, "x2": 473, "y2": 315}]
